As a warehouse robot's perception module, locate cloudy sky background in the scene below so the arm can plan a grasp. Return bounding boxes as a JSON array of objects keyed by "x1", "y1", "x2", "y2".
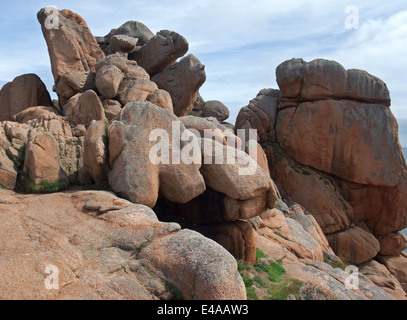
[{"x1": 1, "y1": 0, "x2": 406, "y2": 145}]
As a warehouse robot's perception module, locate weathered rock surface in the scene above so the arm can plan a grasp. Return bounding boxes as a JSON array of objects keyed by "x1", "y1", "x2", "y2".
[
  {"x1": 377, "y1": 254, "x2": 407, "y2": 293},
  {"x1": 195, "y1": 220, "x2": 256, "y2": 266},
  {"x1": 24, "y1": 132, "x2": 69, "y2": 189},
  {"x1": 0, "y1": 110, "x2": 85, "y2": 191},
  {"x1": 108, "y1": 101, "x2": 206, "y2": 208},
  {"x1": 235, "y1": 58, "x2": 407, "y2": 276},
  {"x1": 276, "y1": 99, "x2": 405, "y2": 187},
  {"x1": 199, "y1": 138, "x2": 271, "y2": 201},
  {"x1": 2, "y1": 7, "x2": 406, "y2": 301},
  {"x1": 139, "y1": 229, "x2": 246, "y2": 300},
  {"x1": 114, "y1": 21, "x2": 154, "y2": 46},
  {"x1": 63, "y1": 90, "x2": 106, "y2": 128},
  {"x1": 0, "y1": 190, "x2": 245, "y2": 300},
  {"x1": 55, "y1": 71, "x2": 97, "y2": 106},
  {"x1": 326, "y1": 226, "x2": 381, "y2": 265},
  {"x1": 259, "y1": 208, "x2": 324, "y2": 261},
  {"x1": 276, "y1": 58, "x2": 390, "y2": 107},
  {"x1": 152, "y1": 54, "x2": 206, "y2": 116},
  {"x1": 192, "y1": 92, "x2": 205, "y2": 114},
  {"x1": 264, "y1": 143, "x2": 353, "y2": 234},
  {"x1": 378, "y1": 233, "x2": 407, "y2": 256},
  {"x1": 359, "y1": 259, "x2": 407, "y2": 300},
  {"x1": 180, "y1": 116, "x2": 241, "y2": 148},
  {"x1": 0, "y1": 74, "x2": 53, "y2": 121},
  {"x1": 132, "y1": 30, "x2": 189, "y2": 76},
  {"x1": 201, "y1": 100, "x2": 230, "y2": 122},
  {"x1": 339, "y1": 177, "x2": 407, "y2": 237},
  {"x1": 11, "y1": 106, "x2": 59, "y2": 124},
  {"x1": 147, "y1": 89, "x2": 174, "y2": 112},
  {"x1": 95, "y1": 53, "x2": 171, "y2": 110},
  {"x1": 109, "y1": 35, "x2": 139, "y2": 54},
  {"x1": 103, "y1": 100, "x2": 122, "y2": 121},
  {"x1": 83, "y1": 120, "x2": 109, "y2": 183},
  {"x1": 235, "y1": 89, "x2": 280, "y2": 143},
  {"x1": 284, "y1": 259, "x2": 394, "y2": 300},
  {"x1": 37, "y1": 8, "x2": 105, "y2": 85}
]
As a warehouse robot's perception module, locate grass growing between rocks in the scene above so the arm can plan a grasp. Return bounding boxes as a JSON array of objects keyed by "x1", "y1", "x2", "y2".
[
  {"x1": 323, "y1": 256, "x2": 346, "y2": 271},
  {"x1": 166, "y1": 282, "x2": 184, "y2": 300},
  {"x1": 28, "y1": 180, "x2": 68, "y2": 194},
  {"x1": 238, "y1": 249, "x2": 329, "y2": 300}
]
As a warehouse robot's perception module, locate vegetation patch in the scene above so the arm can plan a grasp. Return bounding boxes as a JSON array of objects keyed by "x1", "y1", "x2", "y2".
[
  {"x1": 323, "y1": 256, "x2": 346, "y2": 270},
  {"x1": 267, "y1": 260, "x2": 286, "y2": 283},
  {"x1": 238, "y1": 248, "x2": 330, "y2": 300},
  {"x1": 166, "y1": 282, "x2": 184, "y2": 300},
  {"x1": 246, "y1": 287, "x2": 259, "y2": 300},
  {"x1": 256, "y1": 248, "x2": 266, "y2": 260},
  {"x1": 28, "y1": 179, "x2": 68, "y2": 194},
  {"x1": 266, "y1": 279, "x2": 304, "y2": 300}
]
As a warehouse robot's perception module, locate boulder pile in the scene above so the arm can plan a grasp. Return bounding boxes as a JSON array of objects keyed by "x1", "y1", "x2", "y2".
[{"x1": 0, "y1": 7, "x2": 406, "y2": 300}]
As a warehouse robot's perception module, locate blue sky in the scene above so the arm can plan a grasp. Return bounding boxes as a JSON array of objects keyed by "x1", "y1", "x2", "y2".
[{"x1": 1, "y1": 0, "x2": 407, "y2": 145}]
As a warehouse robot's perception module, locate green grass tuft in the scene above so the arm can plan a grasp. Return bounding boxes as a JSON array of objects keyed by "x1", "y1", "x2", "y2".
[
  {"x1": 324, "y1": 257, "x2": 346, "y2": 270},
  {"x1": 237, "y1": 260, "x2": 251, "y2": 273},
  {"x1": 246, "y1": 287, "x2": 259, "y2": 300},
  {"x1": 267, "y1": 260, "x2": 286, "y2": 283},
  {"x1": 27, "y1": 179, "x2": 67, "y2": 194},
  {"x1": 253, "y1": 276, "x2": 267, "y2": 288},
  {"x1": 256, "y1": 248, "x2": 266, "y2": 261},
  {"x1": 242, "y1": 277, "x2": 254, "y2": 288},
  {"x1": 42, "y1": 181, "x2": 68, "y2": 193},
  {"x1": 267, "y1": 279, "x2": 304, "y2": 300},
  {"x1": 166, "y1": 283, "x2": 184, "y2": 300}
]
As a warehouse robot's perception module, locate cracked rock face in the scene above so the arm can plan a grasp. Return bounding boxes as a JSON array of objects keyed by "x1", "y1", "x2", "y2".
[
  {"x1": 0, "y1": 74, "x2": 53, "y2": 122},
  {"x1": 152, "y1": 54, "x2": 206, "y2": 117},
  {"x1": 0, "y1": 190, "x2": 245, "y2": 300},
  {"x1": 237, "y1": 58, "x2": 407, "y2": 267},
  {"x1": 131, "y1": 30, "x2": 189, "y2": 76},
  {"x1": 108, "y1": 101, "x2": 206, "y2": 208},
  {"x1": 37, "y1": 8, "x2": 105, "y2": 86}
]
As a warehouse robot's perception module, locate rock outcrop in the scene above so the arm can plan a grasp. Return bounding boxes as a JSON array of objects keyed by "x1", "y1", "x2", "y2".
[
  {"x1": 236, "y1": 58, "x2": 407, "y2": 291},
  {"x1": 131, "y1": 30, "x2": 189, "y2": 76},
  {"x1": 0, "y1": 74, "x2": 53, "y2": 121},
  {"x1": 37, "y1": 8, "x2": 105, "y2": 86},
  {"x1": 201, "y1": 100, "x2": 230, "y2": 122},
  {"x1": 0, "y1": 190, "x2": 245, "y2": 300},
  {"x1": 107, "y1": 101, "x2": 206, "y2": 208},
  {"x1": 1, "y1": 7, "x2": 406, "y2": 301},
  {"x1": 152, "y1": 55, "x2": 206, "y2": 116}
]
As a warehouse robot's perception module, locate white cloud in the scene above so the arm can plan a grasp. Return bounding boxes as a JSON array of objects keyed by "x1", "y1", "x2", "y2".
[{"x1": 327, "y1": 9, "x2": 407, "y2": 122}]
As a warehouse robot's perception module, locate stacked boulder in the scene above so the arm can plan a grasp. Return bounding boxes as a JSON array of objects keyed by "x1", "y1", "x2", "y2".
[
  {"x1": 40, "y1": 7, "x2": 276, "y2": 265},
  {"x1": 236, "y1": 58, "x2": 407, "y2": 287},
  {"x1": 1, "y1": 6, "x2": 406, "y2": 300},
  {"x1": 0, "y1": 7, "x2": 259, "y2": 299}
]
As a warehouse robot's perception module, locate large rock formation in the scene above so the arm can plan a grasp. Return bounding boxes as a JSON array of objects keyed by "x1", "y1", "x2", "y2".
[
  {"x1": 1, "y1": 7, "x2": 406, "y2": 301},
  {"x1": 37, "y1": 8, "x2": 105, "y2": 86},
  {"x1": 107, "y1": 101, "x2": 206, "y2": 208},
  {"x1": 131, "y1": 30, "x2": 189, "y2": 76},
  {"x1": 152, "y1": 55, "x2": 206, "y2": 116},
  {"x1": 0, "y1": 190, "x2": 245, "y2": 300},
  {"x1": 201, "y1": 100, "x2": 230, "y2": 122},
  {"x1": 236, "y1": 58, "x2": 407, "y2": 270},
  {"x1": 0, "y1": 74, "x2": 53, "y2": 121}
]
